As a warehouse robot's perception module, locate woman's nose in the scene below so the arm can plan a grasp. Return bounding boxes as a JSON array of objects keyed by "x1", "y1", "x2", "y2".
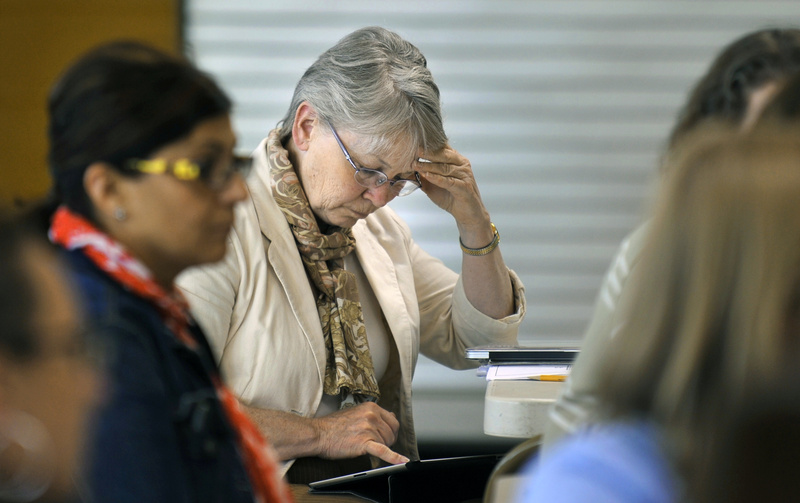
[
  {"x1": 220, "y1": 173, "x2": 249, "y2": 204},
  {"x1": 363, "y1": 183, "x2": 396, "y2": 208}
]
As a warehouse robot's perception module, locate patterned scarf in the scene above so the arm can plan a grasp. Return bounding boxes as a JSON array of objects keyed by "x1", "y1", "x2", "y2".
[
  {"x1": 49, "y1": 206, "x2": 292, "y2": 503},
  {"x1": 265, "y1": 129, "x2": 380, "y2": 405}
]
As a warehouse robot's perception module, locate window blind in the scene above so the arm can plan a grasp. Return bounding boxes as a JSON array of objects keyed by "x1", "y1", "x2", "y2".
[{"x1": 184, "y1": 0, "x2": 800, "y2": 442}]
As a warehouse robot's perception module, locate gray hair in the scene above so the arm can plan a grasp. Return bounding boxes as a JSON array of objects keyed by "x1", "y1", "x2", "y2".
[{"x1": 277, "y1": 26, "x2": 447, "y2": 157}]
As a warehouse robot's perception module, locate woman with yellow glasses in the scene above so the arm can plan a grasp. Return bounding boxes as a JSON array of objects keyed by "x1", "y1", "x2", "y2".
[{"x1": 42, "y1": 41, "x2": 291, "y2": 502}]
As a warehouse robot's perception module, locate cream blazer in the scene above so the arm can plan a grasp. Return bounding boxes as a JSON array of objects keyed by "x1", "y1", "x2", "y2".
[{"x1": 177, "y1": 137, "x2": 526, "y2": 460}]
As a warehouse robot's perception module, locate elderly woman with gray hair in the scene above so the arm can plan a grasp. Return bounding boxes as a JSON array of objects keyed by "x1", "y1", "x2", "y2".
[{"x1": 178, "y1": 26, "x2": 526, "y2": 483}]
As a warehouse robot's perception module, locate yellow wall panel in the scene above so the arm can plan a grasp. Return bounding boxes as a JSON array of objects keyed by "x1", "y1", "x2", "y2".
[{"x1": 0, "y1": 0, "x2": 180, "y2": 202}]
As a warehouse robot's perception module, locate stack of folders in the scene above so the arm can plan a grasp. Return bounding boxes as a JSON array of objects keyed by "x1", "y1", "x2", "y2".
[{"x1": 465, "y1": 345, "x2": 579, "y2": 382}]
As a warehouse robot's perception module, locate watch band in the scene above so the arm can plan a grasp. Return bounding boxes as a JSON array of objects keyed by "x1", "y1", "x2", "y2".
[{"x1": 459, "y1": 223, "x2": 500, "y2": 256}]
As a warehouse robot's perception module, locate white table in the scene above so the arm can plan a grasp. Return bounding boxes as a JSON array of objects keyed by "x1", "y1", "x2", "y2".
[{"x1": 483, "y1": 380, "x2": 563, "y2": 438}]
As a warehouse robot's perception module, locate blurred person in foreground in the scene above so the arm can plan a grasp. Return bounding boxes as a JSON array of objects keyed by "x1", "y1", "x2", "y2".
[
  {"x1": 692, "y1": 370, "x2": 800, "y2": 503},
  {"x1": 544, "y1": 27, "x2": 800, "y2": 447},
  {"x1": 177, "y1": 25, "x2": 526, "y2": 483},
  {"x1": 518, "y1": 122, "x2": 800, "y2": 502},
  {"x1": 44, "y1": 41, "x2": 292, "y2": 502},
  {"x1": 0, "y1": 215, "x2": 101, "y2": 503},
  {"x1": 675, "y1": 72, "x2": 800, "y2": 503}
]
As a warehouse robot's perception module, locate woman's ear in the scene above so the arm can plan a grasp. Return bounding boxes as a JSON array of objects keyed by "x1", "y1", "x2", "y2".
[
  {"x1": 292, "y1": 102, "x2": 318, "y2": 152},
  {"x1": 83, "y1": 163, "x2": 125, "y2": 226}
]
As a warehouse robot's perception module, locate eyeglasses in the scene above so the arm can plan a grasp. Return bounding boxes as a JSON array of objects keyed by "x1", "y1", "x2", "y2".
[
  {"x1": 125, "y1": 155, "x2": 252, "y2": 192},
  {"x1": 327, "y1": 122, "x2": 421, "y2": 197}
]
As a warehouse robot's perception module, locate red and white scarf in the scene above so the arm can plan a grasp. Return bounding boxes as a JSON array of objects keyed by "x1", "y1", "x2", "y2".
[{"x1": 50, "y1": 206, "x2": 293, "y2": 503}]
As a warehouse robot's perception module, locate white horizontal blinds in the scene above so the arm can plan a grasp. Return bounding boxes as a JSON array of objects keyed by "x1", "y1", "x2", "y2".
[{"x1": 185, "y1": 1, "x2": 800, "y2": 346}]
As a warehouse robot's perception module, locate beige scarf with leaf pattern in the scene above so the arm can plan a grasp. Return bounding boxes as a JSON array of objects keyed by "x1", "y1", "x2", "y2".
[{"x1": 266, "y1": 129, "x2": 380, "y2": 405}]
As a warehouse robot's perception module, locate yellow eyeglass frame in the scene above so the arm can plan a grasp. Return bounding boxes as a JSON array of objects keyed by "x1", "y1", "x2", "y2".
[{"x1": 129, "y1": 158, "x2": 202, "y2": 181}]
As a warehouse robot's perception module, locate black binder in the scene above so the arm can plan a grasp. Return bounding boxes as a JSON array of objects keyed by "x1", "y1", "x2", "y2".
[
  {"x1": 307, "y1": 454, "x2": 502, "y2": 503},
  {"x1": 465, "y1": 345, "x2": 579, "y2": 364}
]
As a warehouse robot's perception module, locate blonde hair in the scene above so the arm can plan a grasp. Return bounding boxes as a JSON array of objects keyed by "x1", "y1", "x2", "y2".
[{"x1": 598, "y1": 122, "x2": 800, "y2": 473}]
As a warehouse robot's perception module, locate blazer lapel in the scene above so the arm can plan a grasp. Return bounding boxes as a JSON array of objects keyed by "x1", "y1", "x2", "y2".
[
  {"x1": 352, "y1": 220, "x2": 417, "y2": 376},
  {"x1": 247, "y1": 139, "x2": 327, "y2": 384}
]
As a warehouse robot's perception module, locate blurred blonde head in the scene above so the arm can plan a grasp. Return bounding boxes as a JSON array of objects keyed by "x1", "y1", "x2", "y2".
[{"x1": 599, "y1": 122, "x2": 800, "y2": 474}]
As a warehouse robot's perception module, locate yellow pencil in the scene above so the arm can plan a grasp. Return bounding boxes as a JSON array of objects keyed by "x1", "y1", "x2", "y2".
[{"x1": 528, "y1": 375, "x2": 567, "y2": 382}]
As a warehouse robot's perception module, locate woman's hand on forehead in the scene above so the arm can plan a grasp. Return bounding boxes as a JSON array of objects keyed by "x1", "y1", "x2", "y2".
[{"x1": 412, "y1": 145, "x2": 489, "y2": 228}]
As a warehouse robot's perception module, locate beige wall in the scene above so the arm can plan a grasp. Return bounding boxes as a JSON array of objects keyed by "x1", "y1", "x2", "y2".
[{"x1": 0, "y1": 0, "x2": 180, "y2": 202}]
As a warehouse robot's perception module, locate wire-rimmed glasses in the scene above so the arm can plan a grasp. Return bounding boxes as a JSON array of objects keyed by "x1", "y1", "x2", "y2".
[{"x1": 327, "y1": 122, "x2": 421, "y2": 197}]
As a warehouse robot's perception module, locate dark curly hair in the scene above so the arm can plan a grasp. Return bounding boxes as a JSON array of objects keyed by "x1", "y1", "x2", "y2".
[{"x1": 668, "y1": 28, "x2": 800, "y2": 151}]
